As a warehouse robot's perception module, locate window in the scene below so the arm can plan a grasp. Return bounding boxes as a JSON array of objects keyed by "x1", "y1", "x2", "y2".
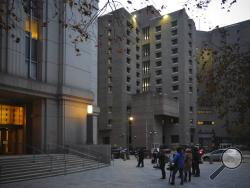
[
  {"x1": 172, "y1": 57, "x2": 178, "y2": 63},
  {"x1": 136, "y1": 54, "x2": 140, "y2": 60},
  {"x1": 108, "y1": 48, "x2": 111, "y2": 55},
  {"x1": 189, "y1": 77, "x2": 192, "y2": 83},
  {"x1": 156, "y1": 52, "x2": 162, "y2": 58},
  {"x1": 142, "y1": 78, "x2": 150, "y2": 92},
  {"x1": 188, "y1": 32, "x2": 192, "y2": 38},
  {"x1": 172, "y1": 76, "x2": 178, "y2": 82},
  {"x1": 156, "y1": 61, "x2": 162, "y2": 67},
  {"x1": 155, "y1": 34, "x2": 161, "y2": 40},
  {"x1": 108, "y1": 86, "x2": 112, "y2": 93},
  {"x1": 127, "y1": 58, "x2": 131, "y2": 64},
  {"x1": 136, "y1": 72, "x2": 140, "y2": 77},
  {"x1": 156, "y1": 79, "x2": 162, "y2": 84},
  {"x1": 108, "y1": 67, "x2": 112, "y2": 74},
  {"x1": 189, "y1": 41, "x2": 192, "y2": 47},
  {"x1": 156, "y1": 70, "x2": 162, "y2": 75},
  {"x1": 108, "y1": 29, "x2": 111, "y2": 36},
  {"x1": 127, "y1": 39, "x2": 130, "y2": 45},
  {"x1": 156, "y1": 87, "x2": 162, "y2": 93},
  {"x1": 108, "y1": 40, "x2": 111, "y2": 46},
  {"x1": 189, "y1": 86, "x2": 193, "y2": 92},
  {"x1": 189, "y1": 68, "x2": 192, "y2": 74},
  {"x1": 171, "y1": 135, "x2": 179, "y2": 143},
  {"x1": 189, "y1": 50, "x2": 192, "y2": 57},
  {"x1": 127, "y1": 29, "x2": 130, "y2": 36},
  {"x1": 108, "y1": 76, "x2": 112, "y2": 84},
  {"x1": 136, "y1": 89, "x2": 140, "y2": 93},
  {"x1": 136, "y1": 28, "x2": 139, "y2": 35},
  {"x1": 127, "y1": 67, "x2": 131, "y2": 73},
  {"x1": 136, "y1": 80, "x2": 140, "y2": 86},
  {"x1": 171, "y1": 20, "x2": 177, "y2": 27},
  {"x1": 108, "y1": 119, "x2": 112, "y2": 125},
  {"x1": 155, "y1": 43, "x2": 161, "y2": 49},
  {"x1": 172, "y1": 66, "x2": 178, "y2": 73},
  {"x1": 25, "y1": 15, "x2": 39, "y2": 80},
  {"x1": 172, "y1": 48, "x2": 178, "y2": 54},
  {"x1": 190, "y1": 106, "x2": 193, "y2": 112},
  {"x1": 127, "y1": 48, "x2": 130, "y2": 55},
  {"x1": 127, "y1": 85, "x2": 131, "y2": 92},
  {"x1": 143, "y1": 27, "x2": 150, "y2": 40},
  {"x1": 142, "y1": 44, "x2": 150, "y2": 57},
  {"x1": 107, "y1": 58, "x2": 112, "y2": 65},
  {"x1": 188, "y1": 23, "x2": 192, "y2": 30},
  {"x1": 136, "y1": 45, "x2": 140, "y2": 52},
  {"x1": 172, "y1": 85, "x2": 179, "y2": 91},
  {"x1": 136, "y1": 63, "x2": 140, "y2": 69},
  {"x1": 127, "y1": 20, "x2": 132, "y2": 28},
  {"x1": 171, "y1": 29, "x2": 177, "y2": 36},
  {"x1": 108, "y1": 106, "x2": 112, "y2": 113},
  {"x1": 172, "y1": 38, "x2": 178, "y2": 45},
  {"x1": 127, "y1": 76, "x2": 131, "y2": 82},
  {"x1": 136, "y1": 37, "x2": 140, "y2": 43},
  {"x1": 143, "y1": 61, "x2": 150, "y2": 74},
  {"x1": 155, "y1": 25, "x2": 161, "y2": 32},
  {"x1": 189, "y1": 59, "x2": 192, "y2": 65}
]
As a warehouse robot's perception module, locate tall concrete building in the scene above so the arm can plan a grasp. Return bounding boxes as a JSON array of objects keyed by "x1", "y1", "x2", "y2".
[
  {"x1": 0, "y1": 0, "x2": 99, "y2": 154},
  {"x1": 196, "y1": 20, "x2": 250, "y2": 147},
  {"x1": 98, "y1": 6, "x2": 197, "y2": 148}
]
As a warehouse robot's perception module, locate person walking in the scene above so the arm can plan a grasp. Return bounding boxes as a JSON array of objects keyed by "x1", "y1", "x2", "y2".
[
  {"x1": 192, "y1": 147, "x2": 200, "y2": 177},
  {"x1": 137, "y1": 148, "x2": 144, "y2": 167},
  {"x1": 170, "y1": 147, "x2": 184, "y2": 185},
  {"x1": 184, "y1": 148, "x2": 192, "y2": 182},
  {"x1": 159, "y1": 149, "x2": 166, "y2": 179}
]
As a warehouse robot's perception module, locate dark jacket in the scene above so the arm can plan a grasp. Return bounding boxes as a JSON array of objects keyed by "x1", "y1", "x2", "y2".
[{"x1": 159, "y1": 152, "x2": 166, "y2": 167}]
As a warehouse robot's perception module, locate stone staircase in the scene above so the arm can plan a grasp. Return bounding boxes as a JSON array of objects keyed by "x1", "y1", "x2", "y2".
[{"x1": 0, "y1": 153, "x2": 109, "y2": 184}]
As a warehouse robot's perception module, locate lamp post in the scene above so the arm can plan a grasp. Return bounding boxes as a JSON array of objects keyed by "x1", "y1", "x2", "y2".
[
  {"x1": 128, "y1": 116, "x2": 133, "y2": 150},
  {"x1": 86, "y1": 105, "x2": 93, "y2": 144}
]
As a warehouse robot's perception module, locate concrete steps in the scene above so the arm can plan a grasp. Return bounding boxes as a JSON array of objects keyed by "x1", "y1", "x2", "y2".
[{"x1": 0, "y1": 154, "x2": 108, "y2": 184}]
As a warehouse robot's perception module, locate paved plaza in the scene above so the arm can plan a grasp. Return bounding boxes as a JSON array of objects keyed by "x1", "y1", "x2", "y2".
[{"x1": 1, "y1": 157, "x2": 250, "y2": 188}]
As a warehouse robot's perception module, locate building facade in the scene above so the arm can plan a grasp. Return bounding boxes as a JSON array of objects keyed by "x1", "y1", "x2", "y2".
[
  {"x1": 98, "y1": 6, "x2": 197, "y2": 148},
  {"x1": 196, "y1": 20, "x2": 250, "y2": 147},
  {"x1": 0, "y1": 0, "x2": 99, "y2": 154}
]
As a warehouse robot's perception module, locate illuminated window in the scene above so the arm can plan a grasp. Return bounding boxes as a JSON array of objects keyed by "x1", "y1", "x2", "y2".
[
  {"x1": 142, "y1": 78, "x2": 150, "y2": 92},
  {"x1": 142, "y1": 44, "x2": 150, "y2": 57},
  {"x1": 143, "y1": 27, "x2": 150, "y2": 40},
  {"x1": 25, "y1": 16, "x2": 39, "y2": 80},
  {"x1": 0, "y1": 105, "x2": 24, "y2": 125},
  {"x1": 142, "y1": 61, "x2": 150, "y2": 74}
]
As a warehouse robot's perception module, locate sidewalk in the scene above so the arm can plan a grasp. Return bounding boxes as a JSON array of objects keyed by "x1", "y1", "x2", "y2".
[{"x1": 1, "y1": 158, "x2": 250, "y2": 188}]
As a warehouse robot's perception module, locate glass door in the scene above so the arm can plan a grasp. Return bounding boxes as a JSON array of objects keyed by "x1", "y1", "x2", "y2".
[{"x1": 0, "y1": 128, "x2": 9, "y2": 154}]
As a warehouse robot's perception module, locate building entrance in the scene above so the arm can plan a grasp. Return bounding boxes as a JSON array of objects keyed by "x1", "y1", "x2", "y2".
[{"x1": 0, "y1": 105, "x2": 25, "y2": 154}]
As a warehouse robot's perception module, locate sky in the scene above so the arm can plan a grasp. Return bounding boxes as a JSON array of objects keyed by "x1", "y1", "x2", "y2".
[{"x1": 98, "y1": 0, "x2": 250, "y2": 31}]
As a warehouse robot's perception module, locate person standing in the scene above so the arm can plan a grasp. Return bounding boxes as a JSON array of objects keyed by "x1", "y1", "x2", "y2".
[
  {"x1": 170, "y1": 147, "x2": 184, "y2": 185},
  {"x1": 184, "y1": 148, "x2": 192, "y2": 182},
  {"x1": 137, "y1": 148, "x2": 144, "y2": 167},
  {"x1": 159, "y1": 149, "x2": 166, "y2": 179},
  {"x1": 192, "y1": 147, "x2": 200, "y2": 177}
]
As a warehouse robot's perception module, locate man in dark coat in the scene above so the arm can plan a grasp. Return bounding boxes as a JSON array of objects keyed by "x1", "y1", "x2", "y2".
[
  {"x1": 137, "y1": 148, "x2": 144, "y2": 167},
  {"x1": 192, "y1": 147, "x2": 200, "y2": 177},
  {"x1": 159, "y1": 149, "x2": 166, "y2": 179}
]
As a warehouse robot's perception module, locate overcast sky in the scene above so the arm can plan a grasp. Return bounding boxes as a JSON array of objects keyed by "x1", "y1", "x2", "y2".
[{"x1": 98, "y1": 0, "x2": 250, "y2": 31}]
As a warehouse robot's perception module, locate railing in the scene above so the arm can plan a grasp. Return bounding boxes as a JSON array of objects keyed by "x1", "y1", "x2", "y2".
[{"x1": 0, "y1": 143, "x2": 111, "y2": 182}]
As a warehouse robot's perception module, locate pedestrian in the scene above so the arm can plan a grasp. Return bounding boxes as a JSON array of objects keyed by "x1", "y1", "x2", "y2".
[
  {"x1": 192, "y1": 147, "x2": 200, "y2": 177},
  {"x1": 137, "y1": 148, "x2": 144, "y2": 167},
  {"x1": 152, "y1": 149, "x2": 158, "y2": 164},
  {"x1": 170, "y1": 147, "x2": 184, "y2": 185},
  {"x1": 184, "y1": 148, "x2": 192, "y2": 182},
  {"x1": 159, "y1": 148, "x2": 166, "y2": 179}
]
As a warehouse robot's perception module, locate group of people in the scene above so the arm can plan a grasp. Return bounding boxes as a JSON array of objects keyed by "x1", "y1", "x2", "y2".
[{"x1": 151, "y1": 146, "x2": 201, "y2": 185}]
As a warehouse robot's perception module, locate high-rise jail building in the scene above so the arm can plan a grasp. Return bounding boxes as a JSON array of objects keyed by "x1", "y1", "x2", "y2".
[
  {"x1": 98, "y1": 6, "x2": 197, "y2": 148},
  {"x1": 0, "y1": 0, "x2": 99, "y2": 154},
  {"x1": 196, "y1": 20, "x2": 250, "y2": 147}
]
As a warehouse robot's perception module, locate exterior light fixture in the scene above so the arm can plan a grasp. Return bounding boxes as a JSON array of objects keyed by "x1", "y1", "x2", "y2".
[
  {"x1": 87, "y1": 105, "x2": 93, "y2": 114},
  {"x1": 129, "y1": 116, "x2": 134, "y2": 121}
]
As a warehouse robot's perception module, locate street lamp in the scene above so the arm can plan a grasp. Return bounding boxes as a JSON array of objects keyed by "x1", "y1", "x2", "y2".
[{"x1": 128, "y1": 116, "x2": 133, "y2": 150}]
